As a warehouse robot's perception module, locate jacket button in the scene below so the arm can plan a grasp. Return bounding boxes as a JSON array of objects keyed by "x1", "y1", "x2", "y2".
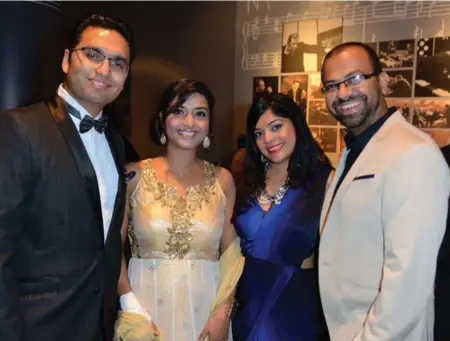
[{"x1": 94, "y1": 286, "x2": 101, "y2": 294}]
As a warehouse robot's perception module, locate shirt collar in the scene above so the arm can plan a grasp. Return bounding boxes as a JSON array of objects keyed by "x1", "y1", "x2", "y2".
[
  {"x1": 344, "y1": 106, "x2": 397, "y2": 151},
  {"x1": 57, "y1": 84, "x2": 103, "y2": 120}
]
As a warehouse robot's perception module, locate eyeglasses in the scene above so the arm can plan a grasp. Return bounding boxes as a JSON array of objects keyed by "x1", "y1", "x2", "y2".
[
  {"x1": 71, "y1": 47, "x2": 129, "y2": 74},
  {"x1": 321, "y1": 72, "x2": 379, "y2": 94}
]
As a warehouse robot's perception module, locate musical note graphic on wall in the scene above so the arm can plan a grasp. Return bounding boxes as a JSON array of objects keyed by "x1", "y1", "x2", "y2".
[{"x1": 241, "y1": 1, "x2": 450, "y2": 70}]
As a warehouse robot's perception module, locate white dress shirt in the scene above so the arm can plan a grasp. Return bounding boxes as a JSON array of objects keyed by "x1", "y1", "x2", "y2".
[{"x1": 57, "y1": 84, "x2": 118, "y2": 243}]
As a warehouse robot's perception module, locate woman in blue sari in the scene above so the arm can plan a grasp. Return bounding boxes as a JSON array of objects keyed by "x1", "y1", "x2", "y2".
[{"x1": 232, "y1": 93, "x2": 331, "y2": 341}]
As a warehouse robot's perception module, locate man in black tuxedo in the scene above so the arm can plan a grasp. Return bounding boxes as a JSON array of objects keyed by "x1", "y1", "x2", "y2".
[
  {"x1": 436, "y1": 144, "x2": 450, "y2": 340},
  {"x1": 287, "y1": 81, "x2": 301, "y2": 104},
  {"x1": 0, "y1": 14, "x2": 133, "y2": 341}
]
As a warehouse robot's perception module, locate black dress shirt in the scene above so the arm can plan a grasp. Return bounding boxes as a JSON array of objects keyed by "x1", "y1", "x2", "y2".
[{"x1": 332, "y1": 107, "x2": 397, "y2": 200}]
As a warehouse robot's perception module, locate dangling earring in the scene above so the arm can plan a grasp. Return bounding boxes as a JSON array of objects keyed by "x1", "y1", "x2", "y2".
[
  {"x1": 160, "y1": 132, "x2": 167, "y2": 145},
  {"x1": 261, "y1": 154, "x2": 269, "y2": 172},
  {"x1": 203, "y1": 136, "x2": 211, "y2": 149}
]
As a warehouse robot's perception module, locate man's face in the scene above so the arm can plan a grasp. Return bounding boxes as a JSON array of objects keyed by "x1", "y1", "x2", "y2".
[
  {"x1": 322, "y1": 46, "x2": 385, "y2": 133},
  {"x1": 293, "y1": 81, "x2": 300, "y2": 92},
  {"x1": 62, "y1": 26, "x2": 130, "y2": 113},
  {"x1": 289, "y1": 34, "x2": 299, "y2": 50},
  {"x1": 256, "y1": 79, "x2": 266, "y2": 93}
]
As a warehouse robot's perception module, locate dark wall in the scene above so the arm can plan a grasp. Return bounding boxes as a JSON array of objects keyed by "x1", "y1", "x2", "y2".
[
  {"x1": 0, "y1": 1, "x2": 63, "y2": 111},
  {"x1": 61, "y1": 1, "x2": 237, "y2": 162}
]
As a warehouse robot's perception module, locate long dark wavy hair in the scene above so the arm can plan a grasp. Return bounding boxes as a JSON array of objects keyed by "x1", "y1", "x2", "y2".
[{"x1": 235, "y1": 93, "x2": 331, "y2": 209}]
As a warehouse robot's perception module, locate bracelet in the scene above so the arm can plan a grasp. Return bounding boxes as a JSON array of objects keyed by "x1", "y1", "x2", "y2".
[{"x1": 224, "y1": 299, "x2": 239, "y2": 319}]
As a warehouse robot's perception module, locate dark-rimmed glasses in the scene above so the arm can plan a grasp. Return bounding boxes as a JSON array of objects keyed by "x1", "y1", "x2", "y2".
[
  {"x1": 321, "y1": 72, "x2": 379, "y2": 95},
  {"x1": 71, "y1": 47, "x2": 129, "y2": 74}
]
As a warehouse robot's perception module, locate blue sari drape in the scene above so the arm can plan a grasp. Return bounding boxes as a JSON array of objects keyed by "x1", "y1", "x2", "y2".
[{"x1": 232, "y1": 165, "x2": 330, "y2": 341}]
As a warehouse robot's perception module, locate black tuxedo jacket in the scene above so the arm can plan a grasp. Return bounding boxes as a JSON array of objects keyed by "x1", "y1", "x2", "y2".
[
  {"x1": 0, "y1": 96, "x2": 126, "y2": 341},
  {"x1": 436, "y1": 145, "x2": 450, "y2": 340}
]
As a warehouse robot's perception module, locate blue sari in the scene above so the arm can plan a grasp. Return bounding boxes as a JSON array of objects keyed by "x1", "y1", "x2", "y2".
[{"x1": 232, "y1": 165, "x2": 330, "y2": 341}]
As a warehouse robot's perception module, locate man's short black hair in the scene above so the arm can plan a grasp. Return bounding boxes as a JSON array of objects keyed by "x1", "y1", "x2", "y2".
[
  {"x1": 69, "y1": 14, "x2": 135, "y2": 62},
  {"x1": 321, "y1": 42, "x2": 382, "y2": 82}
]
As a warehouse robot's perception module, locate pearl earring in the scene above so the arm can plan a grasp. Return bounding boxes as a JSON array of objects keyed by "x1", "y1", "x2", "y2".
[
  {"x1": 160, "y1": 133, "x2": 167, "y2": 145},
  {"x1": 203, "y1": 136, "x2": 211, "y2": 149}
]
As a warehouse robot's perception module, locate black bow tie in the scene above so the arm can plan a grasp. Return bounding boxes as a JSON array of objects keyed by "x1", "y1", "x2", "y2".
[
  {"x1": 79, "y1": 115, "x2": 108, "y2": 134},
  {"x1": 65, "y1": 102, "x2": 108, "y2": 134}
]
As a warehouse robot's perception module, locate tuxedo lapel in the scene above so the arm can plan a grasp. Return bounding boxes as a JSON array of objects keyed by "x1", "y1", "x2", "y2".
[
  {"x1": 331, "y1": 111, "x2": 403, "y2": 205},
  {"x1": 320, "y1": 148, "x2": 349, "y2": 232},
  {"x1": 104, "y1": 128, "x2": 125, "y2": 242},
  {"x1": 332, "y1": 140, "x2": 380, "y2": 202},
  {"x1": 47, "y1": 96, "x2": 104, "y2": 232},
  {"x1": 320, "y1": 111, "x2": 404, "y2": 233}
]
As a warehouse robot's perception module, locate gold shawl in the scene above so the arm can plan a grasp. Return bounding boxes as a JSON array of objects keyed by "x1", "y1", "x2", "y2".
[
  {"x1": 114, "y1": 311, "x2": 162, "y2": 341},
  {"x1": 210, "y1": 237, "x2": 245, "y2": 316}
]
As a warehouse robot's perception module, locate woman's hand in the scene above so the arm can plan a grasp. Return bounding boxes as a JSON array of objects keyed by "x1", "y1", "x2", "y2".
[
  {"x1": 114, "y1": 311, "x2": 162, "y2": 341},
  {"x1": 148, "y1": 319, "x2": 161, "y2": 338},
  {"x1": 198, "y1": 304, "x2": 230, "y2": 341},
  {"x1": 140, "y1": 310, "x2": 161, "y2": 338}
]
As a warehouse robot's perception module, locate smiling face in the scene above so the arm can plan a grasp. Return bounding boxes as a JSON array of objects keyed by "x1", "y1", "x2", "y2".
[
  {"x1": 254, "y1": 108, "x2": 296, "y2": 166},
  {"x1": 164, "y1": 93, "x2": 210, "y2": 150},
  {"x1": 322, "y1": 45, "x2": 387, "y2": 135},
  {"x1": 62, "y1": 26, "x2": 130, "y2": 115}
]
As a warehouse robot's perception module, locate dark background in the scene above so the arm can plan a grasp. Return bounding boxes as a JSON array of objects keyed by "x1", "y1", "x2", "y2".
[{"x1": 0, "y1": 1, "x2": 236, "y2": 162}]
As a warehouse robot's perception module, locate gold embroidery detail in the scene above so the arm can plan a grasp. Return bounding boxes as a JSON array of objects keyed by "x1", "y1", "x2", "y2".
[
  {"x1": 141, "y1": 159, "x2": 216, "y2": 259},
  {"x1": 127, "y1": 198, "x2": 141, "y2": 258}
]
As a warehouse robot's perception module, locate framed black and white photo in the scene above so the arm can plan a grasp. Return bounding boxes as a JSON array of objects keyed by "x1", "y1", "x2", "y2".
[
  {"x1": 308, "y1": 100, "x2": 338, "y2": 126},
  {"x1": 379, "y1": 39, "x2": 414, "y2": 68},
  {"x1": 386, "y1": 98, "x2": 412, "y2": 121},
  {"x1": 310, "y1": 127, "x2": 338, "y2": 153},
  {"x1": 384, "y1": 70, "x2": 413, "y2": 98},
  {"x1": 309, "y1": 73, "x2": 324, "y2": 99},
  {"x1": 280, "y1": 74, "x2": 308, "y2": 113},
  {"x1": 281, "y1": 18, "x2": 343, "y2": 73},
  {"x1": 412, "y1": 99, "x2": 450, "y2": 129},
  {"x1": 253, "y1": 76, "x2": 279, "y2": 100},
  {"x1": 415, "y1": 37, "x2": 450, "y2": 97}
]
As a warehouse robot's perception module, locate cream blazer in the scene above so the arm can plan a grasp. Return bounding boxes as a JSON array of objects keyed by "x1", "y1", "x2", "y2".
[{"x1": 319, "y1": 111, "x2": 450, "y2": 341}]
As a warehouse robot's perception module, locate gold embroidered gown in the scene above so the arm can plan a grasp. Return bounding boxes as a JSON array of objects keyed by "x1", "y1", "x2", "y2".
[{"x1": 127, "y1": 159, "x2": 230, "y2": 340}]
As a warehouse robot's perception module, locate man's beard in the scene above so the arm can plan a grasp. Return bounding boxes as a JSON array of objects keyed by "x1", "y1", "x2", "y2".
[{"x1": 331, "y1": 92, "x2": 380, "y2": 130}]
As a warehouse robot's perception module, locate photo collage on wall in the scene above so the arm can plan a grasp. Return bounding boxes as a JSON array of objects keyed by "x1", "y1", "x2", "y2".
[
  {"x1": 253, "y1": 18, "x2": 344, "y2": 164},
  {"x1": 252, "y1": 19, "x2": 450, "y2": 165},
  {"x1": 378, "y1": 36, "x2": 450, "y2": 147}
]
